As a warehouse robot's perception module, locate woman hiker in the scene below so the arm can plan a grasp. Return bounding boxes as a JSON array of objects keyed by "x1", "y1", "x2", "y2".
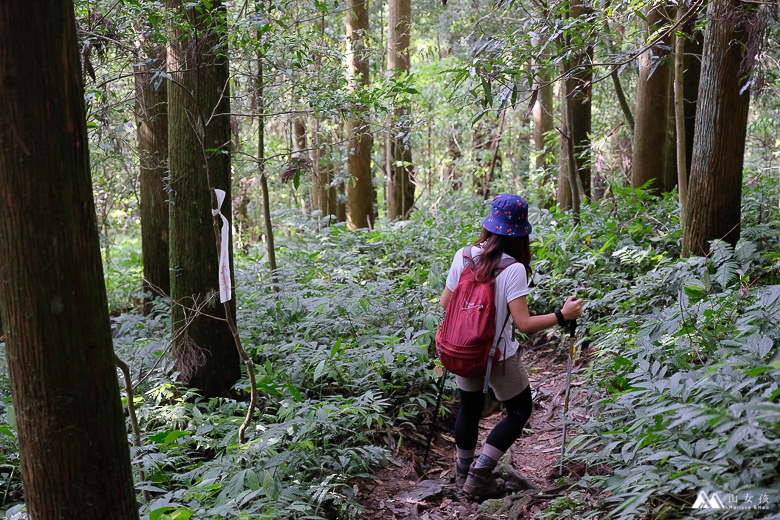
[{"x1": 439, "y1": 193, "x2": 584, "y2": 496}]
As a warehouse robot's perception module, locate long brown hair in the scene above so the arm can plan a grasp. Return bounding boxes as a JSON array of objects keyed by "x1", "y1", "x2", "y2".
[{"x1": 471, "y1": 229, "x2": 532, "y2": 282}]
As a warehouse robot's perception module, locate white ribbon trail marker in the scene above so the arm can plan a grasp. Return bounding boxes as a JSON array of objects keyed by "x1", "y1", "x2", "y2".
[{"x1": 212, "y1": 188, "x2": 231, "y2": 303}]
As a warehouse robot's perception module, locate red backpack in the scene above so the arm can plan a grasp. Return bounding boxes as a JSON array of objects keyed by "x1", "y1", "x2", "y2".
[{"x1": 436, "y1": 247, "x2": 517, "y2": 391}]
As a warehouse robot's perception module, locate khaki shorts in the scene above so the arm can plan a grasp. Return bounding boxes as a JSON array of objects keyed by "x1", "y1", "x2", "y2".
[{"x1": 455, "y1": 350, "x2": 530, "y2": 401}]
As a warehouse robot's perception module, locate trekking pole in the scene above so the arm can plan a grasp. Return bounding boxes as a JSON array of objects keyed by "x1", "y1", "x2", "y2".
[
  {"x1": 423, "y1": 366, "x2": 447, "y2": 467},
  {"x1": 559, "y1": 318, "x2": 577, "y2": 477}
]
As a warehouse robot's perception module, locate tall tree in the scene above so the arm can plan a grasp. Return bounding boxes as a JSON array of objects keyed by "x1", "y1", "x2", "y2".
[
  {"x1": 561, "y1": 73, "x2": 582, "y2": 218},
  {"x1": 557, "y1": 88, "x2": 573, "y2": 210},
  {"x1": 632, "y1": 3, "x2": 674, "y2": 192},
  {"x1": 603, "y1": 3, "x2": 635, "y2": 133},
  {"x1": 311, "y1": 15, "x2": 337, "y2": 218},
  {"x1": 345, "y1": 0, "x2": 374, "y2": 230},
  {"x1": 167, "y1": 0, "x2": 240, "y2": 395},
  {"x1": 570, "y1": 0, "x2": 593, "y2": 200},
  {"x1": 386, "y1": 0, "x2": 414, "y2": 219},
  {"x1": 683, "y1": 0, "x2": 760, "y2": 256},
  {"x1": 532, "y1": 58, "x2": 554, "y2": 171},
  {"x1": 311, "y1": 116, "x2": 323, "y2": 213},
  {"x1": 531, "y1": 38, "x2": 556, "y2": 205},
  {"x1": 312, "y1": 122, "x2": 337, "y2": 218},
  {"x1": 557, "y1": 0, "x2": 592, "y2": 209},
  {"x1": 682, "y1": 23, "x2": 704, "y2": 180},
  {"x1": 0, "y1": 2, "x2": 139, "y2": 518},
  {"x1": 134, "y1": 13, "x2": 170, "y2": 315}
]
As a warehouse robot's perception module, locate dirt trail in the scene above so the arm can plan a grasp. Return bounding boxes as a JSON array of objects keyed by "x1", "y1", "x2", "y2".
[{"x1": 354, "y1": 335, "x2": 593, "y2": 520}]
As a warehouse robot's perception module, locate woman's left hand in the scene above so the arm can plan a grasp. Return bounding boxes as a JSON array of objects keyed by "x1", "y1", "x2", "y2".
[{"x1": 561, "y1": 295, "x2": 584, "y2": 321}]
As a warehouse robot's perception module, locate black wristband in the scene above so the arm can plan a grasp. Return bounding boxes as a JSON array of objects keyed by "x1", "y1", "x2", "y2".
[{"x1": 554, "y1": 308, "x2": 566, "y2": 327}]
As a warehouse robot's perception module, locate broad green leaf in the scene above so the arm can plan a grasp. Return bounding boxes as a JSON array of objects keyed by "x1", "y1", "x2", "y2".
[
  {"x1": 313, "y1": 359, "x2": 326, "y2": 381},
  {"x1": 149, "y1": 430, "x2": 190, "y2": 445},
  {"x1": 263, "y1": 470, "x2": 276, "y2": 500},
  {"x1": 330, "y1": 337, "x2": 343, "y2": 359},
  {"x1": 6, "y1": 405, "x2": 16, "y2": 430},
  {"x1": 227, "y1": 469, "x2": 246, "y2": 498},
  {"x1": 167, "y1": 509, "x2": 194, "y2": 520},
  {"x1": 150, "y1": 507, "x2": 174, "y2": 520}
]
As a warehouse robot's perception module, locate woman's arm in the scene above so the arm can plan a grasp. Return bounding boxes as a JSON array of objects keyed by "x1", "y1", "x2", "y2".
[
  {"x1": 440, "y1": 287, "x2": 453, "y2": 309},
  {"x1": 509, "y1": 295, "x2": 583, "y2": 334}
]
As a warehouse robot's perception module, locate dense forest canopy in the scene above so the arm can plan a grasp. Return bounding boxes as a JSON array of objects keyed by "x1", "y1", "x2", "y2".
[{"x1": 0, "y1": 0, "x2": 779, "y2": 519}]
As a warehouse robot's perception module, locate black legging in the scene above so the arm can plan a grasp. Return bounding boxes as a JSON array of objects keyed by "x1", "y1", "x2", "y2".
[{"x1": 454, "y1": 385, "x2": 533, "y2": 453}]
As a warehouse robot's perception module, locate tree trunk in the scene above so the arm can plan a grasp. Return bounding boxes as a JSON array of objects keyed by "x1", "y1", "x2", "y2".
[
  {"x1": 314, "y1": 129, "x2": 337, "y2": 219},
  {"x1": 386, "y1": 0, "x2": 414, "y2": 220},
  {"x1": 346, "y1": 0, "x2": 374, "y2": 230},
  {"x1": 532, "y1": 62, "x2": 554, "y2": 171},
  {"x1": 293, "y1": 117, "x2": 307, "y2": 154},
  {"x1": 557, "y1": 85, "x2": 572, "y2": 210},
  {"x1": 683, "y1": 0, "x2": 758, "y2": 256},
  {"x1": 311, "y1": 15, "x2": 327, "y2": 216},
  {"x1": 663, "y1": 79, "x2": 678, "y2": 193},
  {"x1": 603, "y1": 8, "x2": 635, "y2": 132},
  {"x1": 0, "y1": 3, "x2": 139, "y2": 518},
  {"x1": 134, "y1": 27, "x2": 170, "y2": 315},
  {"x1": 562, "y1": 76, "x2": 582, "y2": 220},
  {"x1": 312, "y1": 117, "x2": 322, "y2": 213},
  {"x1": 167, "y1": 0, "x2": 240, "y2": 396},
  {"x1": 532, "y1": 46, "x2": 556, "y2": 207},
  {"x1": 632, "y1": 3, "x2": 674, "y2": 192},
  {"x1": 335, "y1": 121, "x2": 348, "y2": 223},
  {"x1": 292, "y1": 116, "x2": 311, "y2": 213},
  {"x1": 683, "y1": 26, "x2": 703, "y2": 179},
  {"x1": 567, "y1": 0, "x2": 592, "y2": 199},
  {"x1": 337, "y1": 181, "x2": 347, "y2": 222},
  {"x1": 557, "y1": 0, "x2": 591, "y2": 208}
]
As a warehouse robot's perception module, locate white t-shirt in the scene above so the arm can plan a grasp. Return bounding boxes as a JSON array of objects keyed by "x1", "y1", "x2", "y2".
[{"x1": 445, "y1": 246, "x2": 530, "y2": 360}]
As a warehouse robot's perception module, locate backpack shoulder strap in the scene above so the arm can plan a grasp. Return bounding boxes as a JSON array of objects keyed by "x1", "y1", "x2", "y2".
[
  {"x1": 493, "y1": 255, "x2": 518, "y2": 277},
  {"x1": 462, "y1": 246, "x2": 475, "y2": 268},
  {"x1": 483, "y1": 311, "x2": 512, "y2": 393}
]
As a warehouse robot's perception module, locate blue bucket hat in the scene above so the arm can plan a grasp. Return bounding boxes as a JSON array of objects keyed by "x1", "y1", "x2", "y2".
[{"x1": 482, "y1": 194, "x2": 532, "y2": 237}]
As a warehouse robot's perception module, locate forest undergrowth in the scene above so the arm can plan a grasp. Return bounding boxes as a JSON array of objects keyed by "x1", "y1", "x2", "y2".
[{"x1": 1, "y1": 181, "x2": 779, "y2": 520}]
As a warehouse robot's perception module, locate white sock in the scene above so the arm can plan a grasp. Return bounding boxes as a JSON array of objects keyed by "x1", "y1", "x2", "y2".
[
  {"x1": 474, "y1": 444, "x2": 504, "y2": 469},
  {"x1": 457, "y1": 447, "x2": 475, "y2": 465}
]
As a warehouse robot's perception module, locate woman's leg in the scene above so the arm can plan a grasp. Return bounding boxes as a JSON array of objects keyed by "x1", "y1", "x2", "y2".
[
  {"x1": 464, "y1": 385, "x2": 533, "y2": 495},
  {"x1": 454, "y1": 388, "x2": 485, "y2": 455},
  {"x1": 453, "y1": 388, "x2": 485, "y2": 487},
  {"x1": 483, "y1": 385, "x2": 533, "y2": 453}
]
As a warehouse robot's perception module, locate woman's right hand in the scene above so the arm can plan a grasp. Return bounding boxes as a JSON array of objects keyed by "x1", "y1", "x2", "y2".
[{"x1": 561, "y1": 295, "x2": 584, "y2": 321}]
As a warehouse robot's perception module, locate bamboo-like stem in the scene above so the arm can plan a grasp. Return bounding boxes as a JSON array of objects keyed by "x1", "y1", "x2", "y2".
[
  {"x1": 225, "y1": 305, "x2": 256, "y2": 444},
  {"x1": 115, "y1": 354, "x2": 151, "y2": 502},
  {"x1": 205, "y1": 203, "x2": 257, "y2": 444},
  {"x1": 674, "y1": 5, "x2": 689, "y2": 214},
  {"x1": 258, "y1": 6, "x2": 278, "y2": 292}
]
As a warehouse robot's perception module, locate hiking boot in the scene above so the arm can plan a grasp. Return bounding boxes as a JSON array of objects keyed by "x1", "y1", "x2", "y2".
[
  {"x1": 463, "y1": 465, "x2": 505, "y2": 497},
  {"x1": 454, "y1": 459, "x2": 470, "y2": 489}
]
